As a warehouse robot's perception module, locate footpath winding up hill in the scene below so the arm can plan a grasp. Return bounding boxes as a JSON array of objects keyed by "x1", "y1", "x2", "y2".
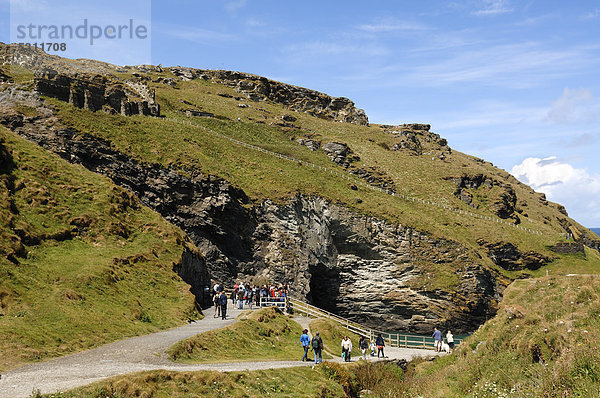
[{"x1": 0, "y1": 43, "x2": 599, "y2": 380}]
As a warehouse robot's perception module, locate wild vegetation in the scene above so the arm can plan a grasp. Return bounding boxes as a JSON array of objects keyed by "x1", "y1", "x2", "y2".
[
  {"x1": 37, "y1": 367, "x2": 346, "y2": 398},
  {"x1": 400, "y1": 273, "x2": 600, "y2": 397},
  {"x1": 0, "y1": 128, "x2": 199, "y2": 371},
  {"x1": 309, "y1": 318, "x2": 363, "y2": 359},
  {"x1": 168, "y1": 306, "x2": 305, "y2": 363}
]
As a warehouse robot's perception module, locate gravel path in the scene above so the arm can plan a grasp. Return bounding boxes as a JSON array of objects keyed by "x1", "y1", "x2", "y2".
[{"x1": 0, "y1": 309, "x2": 439, "y2": 398}]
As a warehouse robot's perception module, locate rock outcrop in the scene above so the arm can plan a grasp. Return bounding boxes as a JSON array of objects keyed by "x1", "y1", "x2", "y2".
[
  {"x1": 447, "y1": 174, "x2": 520, "y2": 224},
  {"x1": 34, "y1": 69, "x2": 160, "y2": 117},
  {"x1": 478, "y1": 240, "x2": 551, "y2": 271},
  {"x1": 169, "y1": 68, "x2": 369, "y2": 125},
  {"x1": 2, "y1": 102, "x2": 502, "y2": 333}
]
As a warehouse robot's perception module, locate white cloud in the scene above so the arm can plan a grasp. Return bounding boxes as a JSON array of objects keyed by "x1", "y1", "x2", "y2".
[
  {"x1": 472, "y1": 0, "x2": 513, "y2": 16},
  {"x1": 546, "y1": 88, "x2": 600, "y2": 124},
  {"x1": 511, "y1": 157, "x2": 600, "y2": 226}
]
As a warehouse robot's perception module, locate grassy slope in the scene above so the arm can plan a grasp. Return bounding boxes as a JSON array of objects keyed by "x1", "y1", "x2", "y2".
[
  {"x1": 34, "y1": 68, "x2": 599, "y2": 290},
  {"x1": 40, "y1": 368, "x2": 346, "y2": 398},
  {"x1": 0, "y1": 128, "x2": 199, "y2": 371},
  {"x1": 167, "y1": 307, "x2": 304, "y2": 363},
  {"x1": 400, "y1": 269, "x2": 600, "y2": 397},
  {"x1": 309, "y1": 318, "x2": 363, "y2": 358}
]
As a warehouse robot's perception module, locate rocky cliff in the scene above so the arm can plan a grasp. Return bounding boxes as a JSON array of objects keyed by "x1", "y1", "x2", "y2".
[
  {"x1": 34, "y1": 69, "x2": 160, "y2": 117},
  {"x1": 168, "y1": 67, "x2": 369, "y2": 125},
  {"x1": 2, "y1": 44, "x2": 598, "y2": 335},
  {"x1": 1, "y1": 98, "x2": 505, "y2": 333}
]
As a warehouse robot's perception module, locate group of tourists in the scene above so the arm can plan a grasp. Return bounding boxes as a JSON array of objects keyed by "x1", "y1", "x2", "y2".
[
  {"x1": 211, "y1": 282, "x2": 290, "y2": 319},
  {"x1": 299, "y1": 331, "x2": 388, "y2": 365},
  {"x1": 432, "y1": 327, "x2": 454, "y2": 353}
]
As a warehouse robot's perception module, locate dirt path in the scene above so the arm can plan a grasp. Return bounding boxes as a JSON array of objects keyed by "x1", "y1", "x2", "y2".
[{"x1": 0, "y1": 309, "x2": 439, "y2": 398}]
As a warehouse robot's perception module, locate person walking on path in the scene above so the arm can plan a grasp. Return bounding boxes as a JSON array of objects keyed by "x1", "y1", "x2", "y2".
[
  {"x1": 237, "y1": 288, "x2": 244, "y2": 310},
  {"x1": 341, "y1": 336, "x2": 352, "y2": 362},
  {"x1": 213, "y1": 292, "x2": 220, "y2": 318},
  {"x1": 311, "y1": 332, "x2": 323, "y2": 366},
  {"x1": 359, "y1": 336, "x2": 368, "y2": 359},
  {"x1": 369, "y1": 339, "x2": 376, "y2": 356},
  {"x1": 433, "y1": 327, "x2": 443, "y2": 352},
  {"x1": 300, "y1": 329, "x2": 311, "y2": 362},
  {"x1": 375, "y1": 333, "x2": 385, "y2": 358},
  {"x1": 446, "y1": 330, "x2": 454, "y2": 353},
  {"x1": 219, "y1": 291, "x2": 228, "y2": 320}
]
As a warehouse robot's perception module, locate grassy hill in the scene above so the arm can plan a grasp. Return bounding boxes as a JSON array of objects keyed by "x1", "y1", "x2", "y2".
[
  {"x1": 167, "y1": 307, "x2": 304, "y2": 363},
  {"x1": 2, "y1": 42, "x2": 600, "y2": 367},
  {"x1": 0, "y1": 127, "x2": 199, "y2": 371},
  {"x1": 33, "y1": 66, "x2": 600, "y2": 294},
  {"x1": 400, "y1": 272, "x2": 600, "y2": 397}
]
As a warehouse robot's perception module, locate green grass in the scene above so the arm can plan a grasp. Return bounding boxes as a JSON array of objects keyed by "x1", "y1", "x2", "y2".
[
  {"x1": 167, "y1": 307, "x2": 305, "y2": 363},
  {"x1": 399, "y1": 275, "x2": 600, "y2": 397},
  {"x1": 43, "y1": 93, "x2": 578, "y2": 292},
  {"x1": 39, "y1": 367, "x2": 346, "y2": 398},
  {"x1": 309, "y1": 318, "x2": 364, "y2": 359},
  {"x1": 34, "y1": 71, "x2": 596, "y2": 293},
  {"x1": 0, "y1": 128, "x2": 199, "y2": 371},
  {"x1": 46, "y1": 357, "x2": 408, "y2": 398},
  {"x1": 4, "y1": 47, "x2": 598, "y2": 300}
]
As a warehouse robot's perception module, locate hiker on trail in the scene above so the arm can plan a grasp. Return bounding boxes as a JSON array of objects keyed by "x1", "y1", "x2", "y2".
[
  {"x1": 369, "y1": 339, "x2": 376, "y2": 356},
  {"x1": 341, "y1": 336, "x2": 352, "y2": 362},
  {"x1": 446, "y1": 330, "x2": 454, "y2": 353},
  {"x1": 237, "y1": 288, "x2": 244, "y2": 309},
  {"x1": 359, "y1": 335, "x2": 368, "y2": 359},
  {"x1": 312, "y1": 332, "x2": 323, "y2": 365},
  {"x1": 300, "y1": 329, "x2": 311, "y2": 361},
  {"x1": 254, "y1": 285, "x2": 260, "y2": 307},
  {"x1": 433, "y1": 327, "x2": 443, "y2": 352},
  {"x1": 213, "y1": 292, "x2": 221, "y2": 318},
  {"x1": 375, "y1": 333, "x2": 385, "y2": 358},
  {"x1": 219, "y1": 291, "x2": 228, "y2": 320}
]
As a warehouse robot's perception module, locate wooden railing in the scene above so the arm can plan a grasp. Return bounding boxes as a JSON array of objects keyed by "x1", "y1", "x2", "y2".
[{"x1": 285, "y1": 297, "x2": 463, "y2": 350}]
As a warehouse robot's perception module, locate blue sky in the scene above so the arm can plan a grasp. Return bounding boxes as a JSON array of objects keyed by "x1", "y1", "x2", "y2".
[{"x1": 1, "y1": 0, "x2": 599, "y2": 227}]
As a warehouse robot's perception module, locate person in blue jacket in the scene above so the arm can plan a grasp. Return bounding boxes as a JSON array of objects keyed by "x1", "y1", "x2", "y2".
[{"x1": 300, "y1": 329, "x2": 311, "y2": 361}]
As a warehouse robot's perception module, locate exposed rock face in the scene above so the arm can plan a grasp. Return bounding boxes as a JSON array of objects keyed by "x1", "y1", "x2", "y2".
[
  {"x1": 383, "y1": 125, "x2": 449, "y2": 157},
  {"x1": 320, "y1": 141, "x2": 396, "y2": 192},
  {"x1": 447, "y1": 174, "x2": 520, "y2": 223},
  {"x1": 322, "y1": 142, "x2": 352, "y2": 167},
  {"x1": 34, "y1": 69, "x2": 160, "y2": 117},
  {"x1": 169, "y1": 68, "x2": 369, "y2": 125},
  {"x1": 550, "y1": 242, "x2": 585, "y2": 256},
  {"x1": 249, "y1": 196, "x2": 501, "y2": 332},
  {"x1": 295, "y1": 138, "x2": 321, "y2": 151},
  {"x1": 479, "y1": 241, "x2": 551, "y2": 271},
  {"x1": 4, "y1": 103, "x2": 502, "y2": 333}
]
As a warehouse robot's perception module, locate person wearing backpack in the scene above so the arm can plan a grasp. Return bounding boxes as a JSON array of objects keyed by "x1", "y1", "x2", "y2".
[
  {"x1": 376, "y1": 333, "x2": 385, "y2": 358},
  {"x1": 359, "y1": 335, "x2": 368, "y2": 359},
  {"x1": 219, "y1": 291, "x2": 228, "y2": 320},
  {"x1": 311, "y1": 332, "x2": 323, "y2": 365}
]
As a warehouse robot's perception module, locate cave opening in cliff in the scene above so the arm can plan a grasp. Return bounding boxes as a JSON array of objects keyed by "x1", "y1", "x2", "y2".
[{"x1": 308, "y1": 263, "x2": 340, "y2": 313}]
